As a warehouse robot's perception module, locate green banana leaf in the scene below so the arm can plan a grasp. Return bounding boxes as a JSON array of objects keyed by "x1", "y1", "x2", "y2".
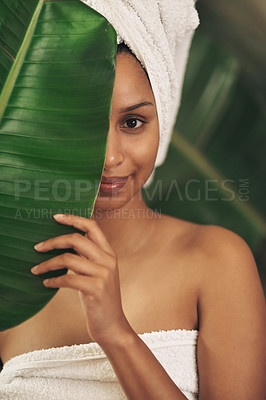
[{"x1": 0, "y1": 0, "x2": 117, "y2": 330}]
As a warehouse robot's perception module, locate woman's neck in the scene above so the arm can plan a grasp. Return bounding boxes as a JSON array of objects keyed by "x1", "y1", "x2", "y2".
[{"x1": 91, "y1": 193, "x2": 160, "y2": 260}]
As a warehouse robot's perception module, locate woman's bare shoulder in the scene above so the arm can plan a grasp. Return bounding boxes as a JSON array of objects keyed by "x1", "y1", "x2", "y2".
[
  {"x1": 157, "y1": 214, "x2": 261, "y2": 280},
  {"x1": 162, "y1": 213, "x2": 252, "y2": 254},
  {"x1": 170, "y1": 218, "x2": 266, "y2": 332},
  {"x1": 192, "y1": 222, "x2": 260, "y2": 279}
]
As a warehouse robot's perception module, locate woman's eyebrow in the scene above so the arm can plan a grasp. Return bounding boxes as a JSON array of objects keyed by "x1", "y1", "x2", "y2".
[{"x1": 119, "y1": 102, "x2": 154, "y2": 113}]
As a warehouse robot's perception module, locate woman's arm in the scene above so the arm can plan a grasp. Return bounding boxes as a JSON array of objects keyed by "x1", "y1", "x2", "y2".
[
  {"x1": 196, "y1": 226, "x2": 266, "y2": 400},
  {"x1": 99, "y1": 326, "x2": 189, "y2": 400}
]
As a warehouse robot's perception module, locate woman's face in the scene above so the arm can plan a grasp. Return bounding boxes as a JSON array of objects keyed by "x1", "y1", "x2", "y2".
[{"x1": 94, "y1": 52, "x2": 159, "y2": 211}]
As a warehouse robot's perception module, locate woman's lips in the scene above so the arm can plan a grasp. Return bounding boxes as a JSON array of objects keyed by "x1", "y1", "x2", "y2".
[{"x1": 99, "y1": 175, "x2": 130, "y2": 194}]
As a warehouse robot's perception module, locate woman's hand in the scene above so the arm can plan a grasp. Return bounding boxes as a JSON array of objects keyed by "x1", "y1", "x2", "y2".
[{"x1": 31, "y1": 213, "x2": 131, "y2": 347}]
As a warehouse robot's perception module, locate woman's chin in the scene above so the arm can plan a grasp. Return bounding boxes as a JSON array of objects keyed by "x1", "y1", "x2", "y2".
[
  {"x1": 94, "y1": 197, "x2": 126, "y2": 210},
  {"x1": 93, "y1": 189, "x2": 133, "y2": 212}
]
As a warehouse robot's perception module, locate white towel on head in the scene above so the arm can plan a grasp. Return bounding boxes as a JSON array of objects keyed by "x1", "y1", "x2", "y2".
[{"x1": 81, "y1": 0, "x2": 200, "y2": 186}]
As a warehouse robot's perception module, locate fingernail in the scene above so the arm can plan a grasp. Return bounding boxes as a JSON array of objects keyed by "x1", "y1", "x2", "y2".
[
  {"x1": 43, "y1": 279, "x2": 49, "y2": 285},
  {"x1": 31, "y1": 265, "x2": 39, "y2": 274},
  {"x1": 34, "y1": 242, "x2": 43, "y2": 250},
  {"x1": 53, "y1": 214, "x2": 65, "y2": 219}
]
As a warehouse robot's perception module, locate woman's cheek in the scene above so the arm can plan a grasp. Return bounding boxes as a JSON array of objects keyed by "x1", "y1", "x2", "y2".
[{"x1": 133, "y1": 131, "x2": 159, "y2": 185}]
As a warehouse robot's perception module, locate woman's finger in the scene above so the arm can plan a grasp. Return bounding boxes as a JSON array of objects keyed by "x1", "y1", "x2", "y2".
[
  {"x1": 34, "y1": 233, "x2": 113, "y2": 266},
  {"x1": 53, "y1": 214, "x2": 115, "y2": 256},
  {"x1": 31, "y1": 252, "x2": 108, "y2": 277},
  {"x1": 42, "y1": 274, "x2": 102, "y2": 293}
]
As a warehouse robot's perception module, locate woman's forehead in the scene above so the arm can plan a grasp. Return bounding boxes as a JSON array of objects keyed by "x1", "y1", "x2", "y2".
[{"x1": 113, "y1": 55, "x2": 154, "y2": 104}]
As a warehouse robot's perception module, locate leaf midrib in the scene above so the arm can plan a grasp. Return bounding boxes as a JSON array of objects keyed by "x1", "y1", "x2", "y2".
[{"x1": 0, "y1": 0, "x2": 44, "y2": 123}]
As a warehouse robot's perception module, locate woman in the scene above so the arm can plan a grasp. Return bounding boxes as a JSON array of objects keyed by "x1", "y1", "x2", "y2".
[
  {"x1": 0, "y1": 39, "x2": 265, "y2": 400},
  {"x1": 1, "y1": 5, "x2": 265, "y2": 400}
]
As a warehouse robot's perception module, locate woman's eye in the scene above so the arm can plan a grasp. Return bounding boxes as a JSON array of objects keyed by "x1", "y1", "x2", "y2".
[{"x1": 121, "y1": 118, "x2": 145, "y2": 130}]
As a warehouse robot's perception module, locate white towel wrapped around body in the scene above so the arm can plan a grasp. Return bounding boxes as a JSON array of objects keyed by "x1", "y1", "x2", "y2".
[
  {"x1": 0, "y1": 329, "x2": 199, "y2": 400},
  {"x1": 81, "y1": 0, "x2": 200, "y2": 185}
]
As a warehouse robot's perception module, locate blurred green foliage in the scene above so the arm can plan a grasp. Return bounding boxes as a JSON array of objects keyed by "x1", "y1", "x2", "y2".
[{"x1": 143, "y1": 1, "x2": 266, "y2": 291}]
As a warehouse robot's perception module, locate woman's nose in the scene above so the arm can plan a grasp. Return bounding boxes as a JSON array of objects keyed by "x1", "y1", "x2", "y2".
[{"x1": 104, "y1": 127, "x2": 124, "y2": 171}]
